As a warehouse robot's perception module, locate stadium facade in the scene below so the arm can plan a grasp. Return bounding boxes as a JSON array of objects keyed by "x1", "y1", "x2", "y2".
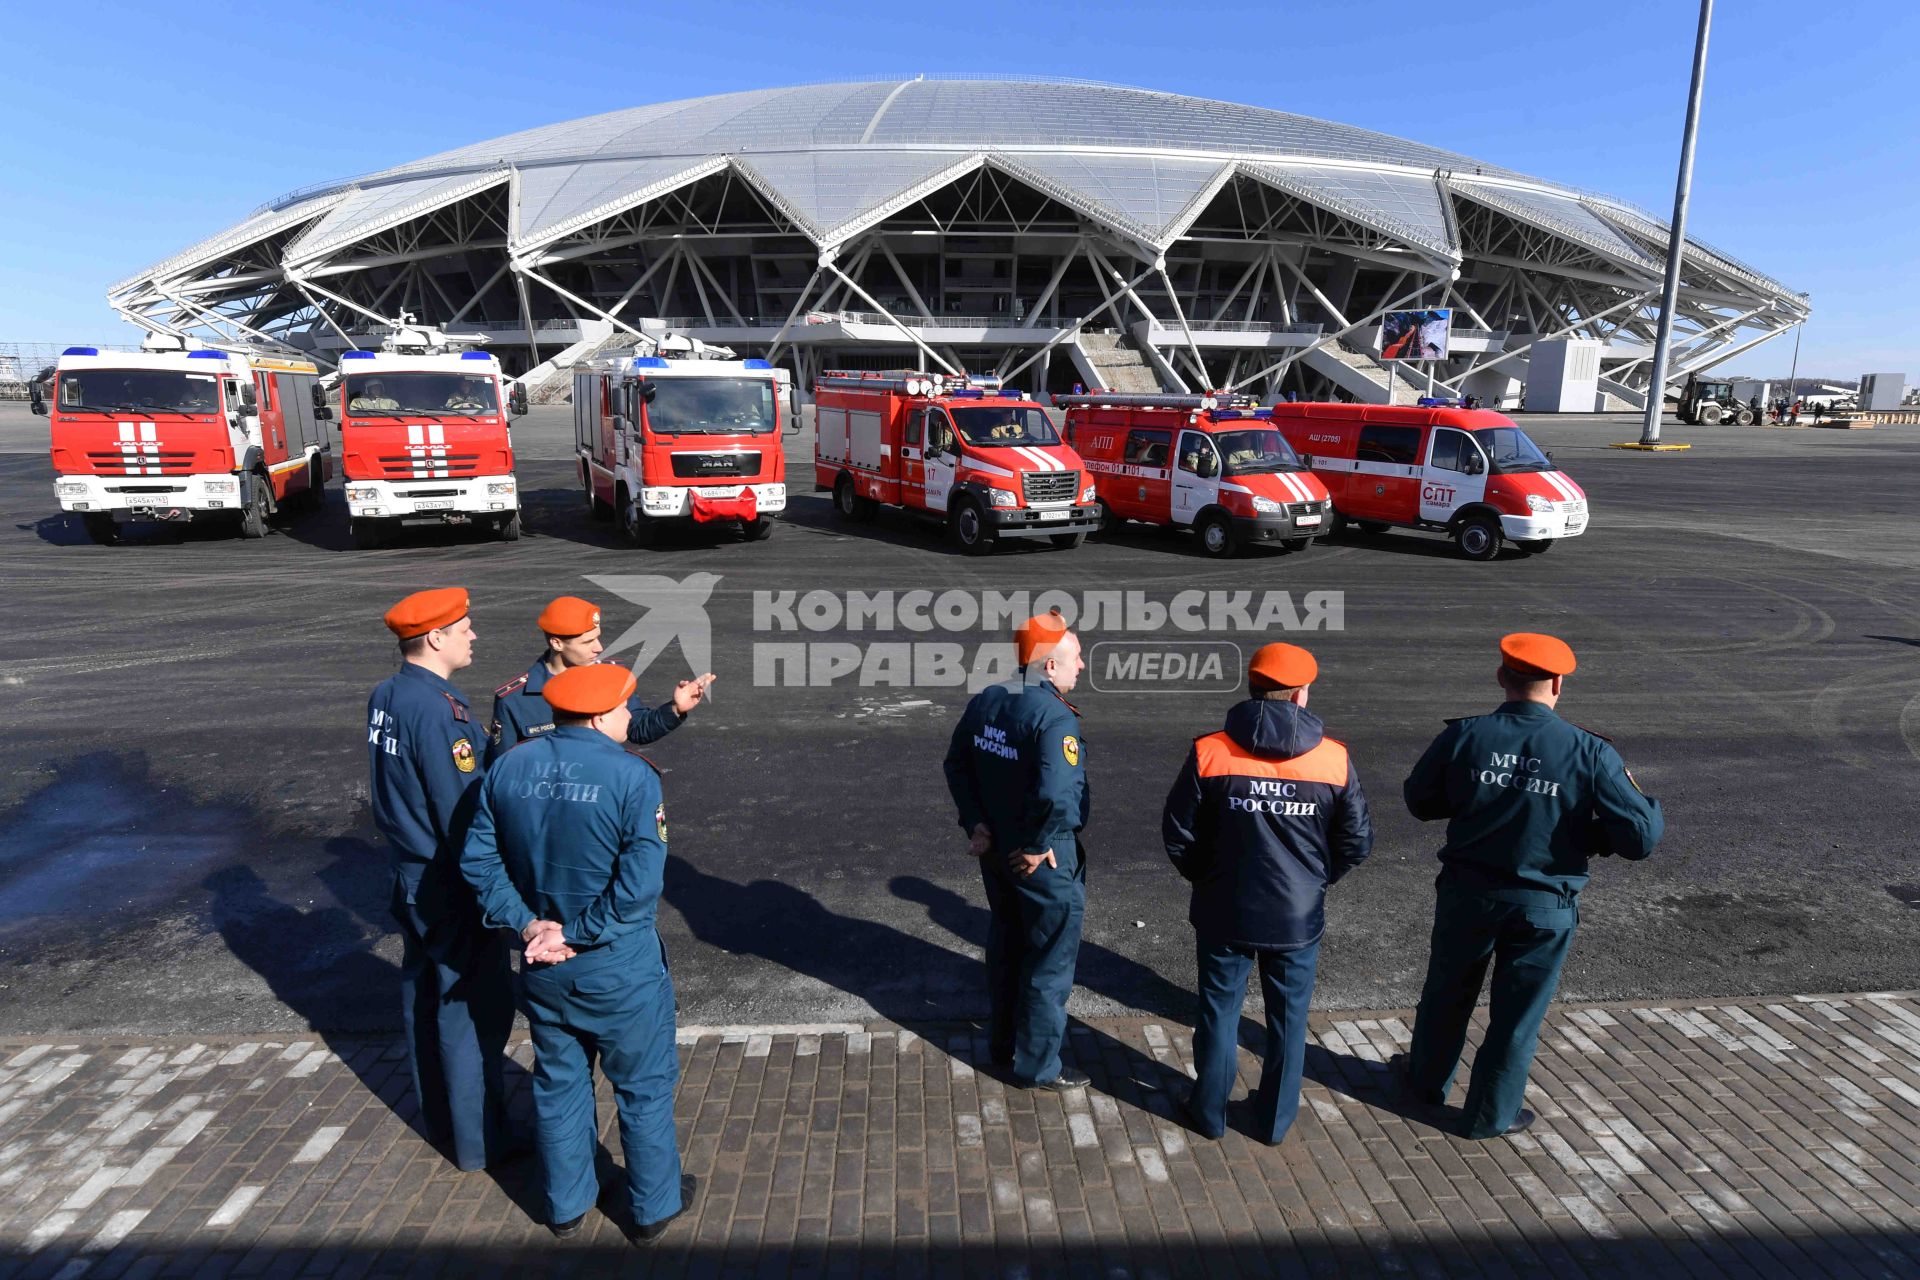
[{"x1": 108, "y1": 77, "x2": 1808, "y2": 408}]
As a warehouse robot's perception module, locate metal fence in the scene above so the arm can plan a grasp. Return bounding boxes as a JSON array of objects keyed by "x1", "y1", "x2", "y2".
[{"x1": 0, "y1": 343, "x2": 139, "y2": 399}]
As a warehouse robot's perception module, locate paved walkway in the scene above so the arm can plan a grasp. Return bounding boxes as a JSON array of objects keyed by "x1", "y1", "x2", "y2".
[{"x1": 2, "y1": 993, "x2": 1918, "y2": 1278}]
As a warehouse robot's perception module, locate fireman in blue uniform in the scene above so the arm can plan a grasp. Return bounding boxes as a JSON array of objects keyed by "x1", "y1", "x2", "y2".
[
  {"x1": 462, "y1": 664, "x2": 696, "y2": 1243},
  {"x1": 486, "y1": 595, "x2": 713, "y2": 766},
  {"x1": 942, "y1": 609, "x2": 1091, "y2": 1090},
  {"x1": 1162, "y1": 643, "x2": 1373, "y2": 1144},
  {"x1": 1399, "y1": 633, "x2": 1664, "y2": 1138},
  {"x1": 365, "y1": 587, "x2": 515, "y2": 1172}
]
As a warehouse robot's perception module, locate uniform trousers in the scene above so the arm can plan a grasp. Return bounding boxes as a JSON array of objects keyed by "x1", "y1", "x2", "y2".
[
  {"x1": 1188, "y1": 936, "x2": 1320, "y2": 1143},
  {"x1": 1406, "y1": 885, "x2": 1578, "y2": 1138},
  {"x1": 520, "y1": 939, "x2": 682, "y2": 1227},
  {"x1": 980, "y1": 848, "x2": 1086, "y2": 1085}
]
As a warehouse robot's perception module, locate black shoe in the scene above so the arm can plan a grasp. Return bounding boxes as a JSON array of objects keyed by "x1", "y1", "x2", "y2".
[
  {"x1": 548, "y1": 1212, "x2": 587, "y2": 1239},
  {"x1": 625, "y1": 1175, "x2": 699, "y2": 1245},
  {"x1": 1499, "y1": 1108, "x2": 1537, "y2": 1137},
  {"x1": 1020, "y1": 1067, "x2": 1091, "y2": 1092}
]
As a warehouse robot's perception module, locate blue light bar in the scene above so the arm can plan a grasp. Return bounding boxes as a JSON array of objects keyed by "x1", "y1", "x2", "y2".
[
  {"x1": 342, "y1": 351, "x2": 376, "y2": 360},
  {"x1": 187, "y1": 350, "x2": 227, "y2": 360},
  {"x1": 950, "y1": 388, "x2": 984, "y2": 398},
  {"x1": 460, "y1": 351, "x2": 491, "y2": 360},
  {"x1": 62, "y1": 346, "x2": 98, "y2": 357},
  {"x1": 742, "y1": 358, "x2": 771, "y2": 369},
  {"x1": 634, "y1": 356, "x2": 668, "y2": 368}
]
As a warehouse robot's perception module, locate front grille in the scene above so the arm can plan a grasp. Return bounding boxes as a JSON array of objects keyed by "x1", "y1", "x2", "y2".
[
  {"x1": 374, "y1": 453, "x2": 483, "y2": 478},
  {"x1": 397, "y1": 488, "x2": 460, "y2": 498},
  {"x1": 671, "y1": 451, "x2": 762, "y2": 479},
  {"x1": 1022, "y1": 470, "x2": 1079, "y2": 505},
  {"x1": 84, "y1": 451, "x2": 198, "y2": 474},
  {"x1": 1287, "y1": 501, "x2": 1323, "y2": 517},
  {"x1": 107, "y1": 484, "x2": 187, "y2": 494}
]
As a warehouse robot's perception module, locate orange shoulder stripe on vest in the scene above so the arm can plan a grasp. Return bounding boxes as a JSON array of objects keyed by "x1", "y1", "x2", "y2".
[{"x1": 1194, "y1": 732, "x2": 1349, "y2": 785}]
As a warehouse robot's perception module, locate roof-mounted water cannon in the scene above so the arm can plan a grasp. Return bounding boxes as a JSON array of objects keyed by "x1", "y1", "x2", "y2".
[
  {"x1": 814, "y1": 370, "x2": 1017, "y2": 399},
  {"x1": 629, "y1": 317, "x2": 736, "y2": 362},
  {"x1": 378, "y1": 312, "x2": 491, "y2": 356},
  {"x1": 139, "y1": 332, "x2": 193, "y2": 354}
]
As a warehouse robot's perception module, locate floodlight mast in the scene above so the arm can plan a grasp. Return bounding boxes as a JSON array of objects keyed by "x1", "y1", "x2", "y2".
[{"x1": 1640, "y1": 0, "x2": 1714, "y2": 446}]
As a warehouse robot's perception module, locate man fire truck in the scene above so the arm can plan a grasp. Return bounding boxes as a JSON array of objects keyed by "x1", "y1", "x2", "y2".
[
  {"x1": 575, "y1": 328, "x2": 788, "y2": 545},
  {"x1": 40, "y1": 334, "x2": 330, "y2": 545},
  {"x1": 337, "y1": 319, "x2": 525, "y2": 549},
  {"x1": 815, "y1": 371, "x2": 1099, "y2": 554},
  {"x1": 1059, "y1": 392, "x2": 1333, "y2": 558}
]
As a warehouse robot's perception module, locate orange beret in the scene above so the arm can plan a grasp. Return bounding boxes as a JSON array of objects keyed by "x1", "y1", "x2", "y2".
[
  {"x1": 543, "y1": 663, "x2": 638, "y2": 716},
  {"x1": 1247, "y1": 642, "x2": 1317, "y2": 690},
  {"x1": 384, "y1": 587, "x2": 469, "y2": 640},
  {"x1": 1015, "y1": 608, "x2": 1068, "y2": 666},
  {"x1": 1500, "y1": 632, "x2": 1576, "y2": 678},
  {"x1": 537, "y1": 595, "x2": 601, "y2": 637}
]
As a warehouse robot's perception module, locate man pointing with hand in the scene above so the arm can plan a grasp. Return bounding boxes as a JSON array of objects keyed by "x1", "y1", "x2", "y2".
[{"x1": 943, "y1": 608, "x2": 1092, "y2": 1092}]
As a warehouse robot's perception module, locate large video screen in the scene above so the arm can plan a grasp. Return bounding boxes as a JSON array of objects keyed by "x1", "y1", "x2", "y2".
[{"x1": 1380, "y1": 308, "x2": 1453, "y2": 361}]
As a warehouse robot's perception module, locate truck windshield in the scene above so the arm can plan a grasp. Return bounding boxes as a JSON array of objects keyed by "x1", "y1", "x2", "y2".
[
  {"x1": 1213, "y1": 427, "x2": 1306, "y2": 476},
  {"x1": 1474, "y1": 426, "x2": 1553, "y2": 474},
  {"x1": 345, "y1": 372, "x2": 499, "y2": 417},
  {"x1": 644, "y1": 378, "x2": 776, "y2": 435},
  {"x1": 58, "y1": 369, "x2": 220, "y2": 414},
  {"x1": 950, "y1": 406, "x2": 1059, "y2": 447}
]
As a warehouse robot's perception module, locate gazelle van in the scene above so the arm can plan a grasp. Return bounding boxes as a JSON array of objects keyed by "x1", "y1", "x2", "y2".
[{"x1": 1268, "y1": 404, "x2": 1587, "y2": 560}]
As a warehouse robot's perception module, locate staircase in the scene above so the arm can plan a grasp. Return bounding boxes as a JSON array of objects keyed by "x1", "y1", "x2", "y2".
[
  {"x1": 520, "y1": 321, "x2": 621, "y2": 405},
  {"x1": 1596, "y1": 376, "x2": 1646, "y2": 412},
  {"x1": 1072, "y1": 331, "x2": 1162, "y2": 393},
  {"x1": 1301, "y1": 339, "x2": 1424, "y2": 405}
]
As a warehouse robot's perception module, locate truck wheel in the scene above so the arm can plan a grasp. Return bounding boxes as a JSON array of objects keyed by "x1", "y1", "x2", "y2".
[
  {"x1": 352, "y1": 518, "x2": 389, "y2": 549},
  {"x1": 1515, "y1": 538, "x2": 1553, "y2": 554},
  {"x1": 584, "y1": 467, "x2": 613, "y2": 521},
  {"x1": 742, "y1": 516, "x2": 774, "y2": 542},
  {"x1": 1197, "y1": 512, "x2": 1237, "y2": 558},
  {"x1": 1699, "y1": 402, "x2": 1724, "y2": 425},
  {"x1": 1094, "y1": 499, "x2": 1116, "y2": 533},
  {"x1": 82, "y1": 513, "x2": 119, "y2": 545},
  {"x1": 1734, "y1": 408, "x2": 1754, "y2": 426},
  {"x1": 238, "y1": 476, "x2": 271, "y2": 539},
  {"x1": 1282, "y1": 536, "x2": 1312, "y2": 553},
  {"x1": 1050, "y1": 531, "x2": 1087, "y2": 550},
  {"x1": 619, "y1": 489, "x2": 654, "y2": 546},
  {"x1": 1455, "y1": 514, "x2": 1502, "y2": 561},
  {"x1": 834, "y1": 473, "x2": 878, "y2": 523},
  {"x1": 497, "y1": 512, "x2": 523, "y2": 542},
  {"x1": 1355, "y1": 520, "x2": 1389, "y2": 536},
  {"x1": 949, "y1": 498, "x2": 995, "y2": 555}
]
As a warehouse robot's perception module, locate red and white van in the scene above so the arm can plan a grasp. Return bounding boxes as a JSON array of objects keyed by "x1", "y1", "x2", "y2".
[
  {"x1": 815, "y1": 371, "x2": 1099, "y2": 554},
  {"x1": 1268, "y1": 404, "x2": 1588, "y2": 560},
  {"x1": 1058, "y1": 392, "x2": 1333, "y2": 557},
  {"x1": 41, "y1": 335, "x2": 330, "y2": 544}
]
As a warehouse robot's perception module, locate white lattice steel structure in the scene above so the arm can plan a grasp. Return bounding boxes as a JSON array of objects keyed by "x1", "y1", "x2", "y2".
[{"x1": 108, "y1": 77, "x2": 1807, "y2": 407}]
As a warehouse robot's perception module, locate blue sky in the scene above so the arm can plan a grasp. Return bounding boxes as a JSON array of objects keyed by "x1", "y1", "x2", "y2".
[{"x1": 2, "y1": 0, "x2": 1911, "y2": 379}]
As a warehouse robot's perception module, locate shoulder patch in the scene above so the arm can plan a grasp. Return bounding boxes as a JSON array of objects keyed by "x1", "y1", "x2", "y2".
[
  {"x1": 494, "y1": 674, "x2": 529, "y2": 699},
  {"x1": 443, "y1": 692, "x2": 469, "y2": 723},
  {"x1": 656, "y1": 803, "x2": 668, "y2": 843},
  {"x1": 1062, "y1": 734, "x2": 1081, "y2": 767},
  {"x1": 451, "y1": 738, "x2": 476, "y2": 773}
]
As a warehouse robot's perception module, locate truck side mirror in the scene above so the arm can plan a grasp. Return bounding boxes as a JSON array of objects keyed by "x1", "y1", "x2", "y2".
[
  {"x1": 1464, "y1": 454, "x2": 1484, "y2": 475},
  {"x1": 638, "y1": 382, "x2": 657, "y2": 405},
  {"x1": 314, "y1": 405, "x2": 334, "y2": 422},
  {"x1": 240, "y1": 385, "x2": 257, "y2": 412},
  {"x1": 1299, "y1": 453, "x2": 1313, "y2": 467},
  {"x1": 508, "y1": 383, "x2": 529, "y2": 417},
  {"x1": 1198, "y1": 454, "x2": 1219, "y2": 479},
  {"x1": 310, "y1": 383, "x2": 328, "y2": 411},
  {"x1": 29, "y1": 385, "x2": 47, "y2": 416}
]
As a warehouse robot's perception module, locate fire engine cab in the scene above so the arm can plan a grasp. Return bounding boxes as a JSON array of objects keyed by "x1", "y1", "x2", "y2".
[
  {"x1": 1268, "y1": 404, "x2": 1588, "y2": 560},
  {"x1": 1059, "y1": 392, "x2": 1333, "y2": 557},
  {"x1": 574, "y1": 329, "x2": 788, "y2": 544},
  {"x1": 337, "y1": 320, "x2": 525, "y2": 548},
  {"x1": 815, "y1": 371, "x2": 1099, "y2": 554},
  {"x1": 40, "y1": 333, "x2": 330, "y2": 544}
]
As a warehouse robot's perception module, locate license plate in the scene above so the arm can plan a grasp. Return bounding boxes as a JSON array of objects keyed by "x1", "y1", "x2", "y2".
[
  {"x1": 1565, "y1": 517, "x2": 1587, "y2": 533},
  {"x1": 1039, "y1": 509, "x2": 1067, "y2": 521},
  {"x1": 1296, "y1": 514, "x2": 1323, "y2": 526},
  {"x1": 413, "y1": 499, "x2": 454, "y2": 511}
]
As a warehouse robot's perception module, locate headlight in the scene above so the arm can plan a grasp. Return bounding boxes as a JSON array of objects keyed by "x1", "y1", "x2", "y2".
[
  {"x1": 1080, "y1": 483, "x2": 1097, "y2": 504},
  {"x1": 1526, "y1": 494, "x2": 1553, "y2": 513},
  {"x1": 56, "y1": 481, "x2": 87, "y2": 497},
  {"x1": 1251, "y1": 495, "x2": 1283, "y2": 514},
  {"x1": 487, "y1": 481, "x2": 515, "y2": 495},
  {"x1": 988, "y1": 488, "x2": 1018, "y2": 508},
  {"x1": 346, "y1": 486, "x2": 379, "y2": 502},
  {"x1": 204, "y1": 478, "x2": 238, "y2": 494}
]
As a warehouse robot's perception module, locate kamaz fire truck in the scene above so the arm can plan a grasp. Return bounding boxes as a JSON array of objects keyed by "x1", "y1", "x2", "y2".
[
  {"x1": 337, "y1": 320, "x2": 525, "y2": 549},
  {"x1": 814, "y1": 371, "x2": 1099, "y2": 554},
  {"x1": 574, "y1": 329, "x2": 788, "y2": 544},
  {"x1": 39, "y1": 333, "x2": 330, "y2": 544}
]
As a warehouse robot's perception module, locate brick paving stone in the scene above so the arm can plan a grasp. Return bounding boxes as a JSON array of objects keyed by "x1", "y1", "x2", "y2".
[{"x1": 4, "y1": 997, "x2": 1920, "y2": 1275}]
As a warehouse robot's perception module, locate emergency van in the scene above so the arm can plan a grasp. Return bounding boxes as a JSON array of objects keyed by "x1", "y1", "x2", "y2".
[
  {"x1": 1058, "y1": 392, "x2": 1333, "y2": 557},
  {"x1": 1268, "y1": 404, "x2": 1588, "y2": 560},
  {"x1": 337, "y1": 321, "x2": 525, "y2": 548},
  {"x1": 574, "y1": 329, "x2": 788, "y2": 544},
  {"x1": 815, "y1": 371, "x2": 1099, "y2": 554},
  {"x1": 40, "y1": 334, "x2": 330, "y2": 544}
]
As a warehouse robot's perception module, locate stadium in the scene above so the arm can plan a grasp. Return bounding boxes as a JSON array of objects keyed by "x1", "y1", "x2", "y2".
[{"x1": 107, "y1": 77, "x2": 1807, "y2": 408}]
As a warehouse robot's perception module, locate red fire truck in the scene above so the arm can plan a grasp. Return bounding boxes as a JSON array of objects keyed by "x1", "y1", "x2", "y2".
[
  {"x1": 815, "y1": 371, "x2": 1099, "y2": 554},
  {"x1": 39, "y1": 334, "x2": 330, "y2": 544},
  {"x1": 1059, "y1": 392, "x2": 1333, "y2": 557},
  {"x1": 574, "y1": 332, "x2": 788, "y2": 544},
  {"x1": 337, "y1": 323, "x2": 525, "y2": 548},
  {"x1": 1268, "y1": 403, "x2": 1589, "y2": 560}
]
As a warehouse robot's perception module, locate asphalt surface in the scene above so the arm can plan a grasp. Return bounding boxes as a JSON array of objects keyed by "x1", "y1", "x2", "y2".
[{"x1": 1, "y1": 402, "x2": 1916, "y2": 1036}]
